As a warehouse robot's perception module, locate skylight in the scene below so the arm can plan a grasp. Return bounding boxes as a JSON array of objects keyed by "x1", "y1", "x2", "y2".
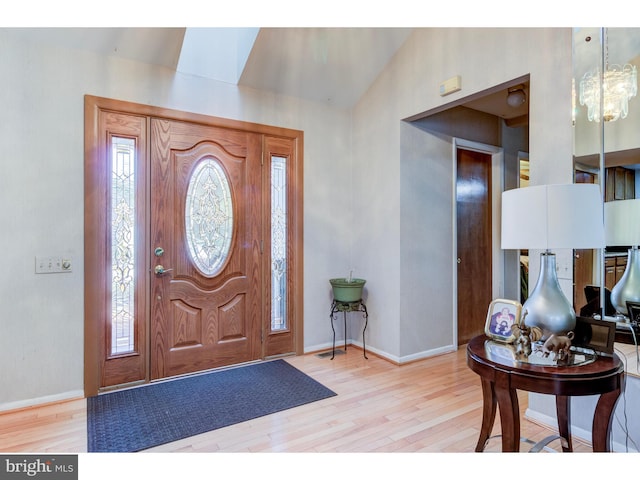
[{"x1": 176, "y1": 27, "x2": 259, "y2": 84}]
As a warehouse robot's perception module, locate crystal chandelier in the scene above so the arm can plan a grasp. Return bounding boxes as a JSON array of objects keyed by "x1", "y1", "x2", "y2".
[{"x1": 579, "y1": 29, "x2": 638, "y2": 122}]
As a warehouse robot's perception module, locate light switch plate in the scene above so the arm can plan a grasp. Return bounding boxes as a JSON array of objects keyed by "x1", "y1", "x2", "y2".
[{"x1": 35, "y1": 256, "x2": 72, "y2": 274}]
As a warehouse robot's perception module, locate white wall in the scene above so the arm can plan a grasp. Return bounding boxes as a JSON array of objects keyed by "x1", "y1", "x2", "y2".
[
  {"x1": 399, "y1": 122, "x2": 457, "y2": 358},
  {"x1": 351, "y1": 28, "x2": 573, "y2": 361},
  {"x1": 0, "y1": 30, "x2": 352, "y2": 408},
  {"x1": 399, "y1": 108, "x2": 505, "y2": 358},
  {"x1": 0, "y1": 27, "x2": 576, "y2": 410}
]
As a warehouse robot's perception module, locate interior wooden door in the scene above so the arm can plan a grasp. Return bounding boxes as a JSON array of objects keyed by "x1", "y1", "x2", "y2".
[
  {"x1": 150, "y1": 118, "x2": 262, "y2": 379},
  {"x1": 456, "y1": 148, "x2": 492, "y2": 345}
]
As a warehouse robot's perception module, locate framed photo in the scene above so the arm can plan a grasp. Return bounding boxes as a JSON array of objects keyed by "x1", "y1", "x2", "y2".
[
  {"x1": 574, "y1": 316, "x2": 616, "y2": 356},
  {"x1": 627, "y1": 301, "x2": 640, "y2": 325},
  {"x1": 484, "y1": 299, "x2": 522, "y2": 343}
]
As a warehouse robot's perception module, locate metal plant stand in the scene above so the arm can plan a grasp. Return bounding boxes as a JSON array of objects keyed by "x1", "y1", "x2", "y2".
[{"x1": 330, "y1": 299, "x2": 368, "y2": 360}]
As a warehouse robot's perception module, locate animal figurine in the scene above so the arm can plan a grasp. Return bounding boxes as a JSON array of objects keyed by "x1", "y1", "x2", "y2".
[
  {"x1": 529, "y1": 326, "x2": 543, "y2": 342},
  {"x1": 510, "y1": 309, "x2": 544, "y2": 360},
  {"x1": 511, "y1": 323, "x2": 532, "y2": 359},
  {"x1": 542, "y1": 331, "x2": 575, "y2": 360}
]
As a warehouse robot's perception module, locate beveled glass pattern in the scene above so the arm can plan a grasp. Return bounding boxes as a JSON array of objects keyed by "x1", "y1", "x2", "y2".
[
  {"x1": 111, "y1": 136, "x2": 136, "y2": 355},
  {"x1": 185, "y1": 158, "x2": 233, "y2": 275},
  {"x1": 271, "y1": 156, "x2": 287, "y2": 331}
]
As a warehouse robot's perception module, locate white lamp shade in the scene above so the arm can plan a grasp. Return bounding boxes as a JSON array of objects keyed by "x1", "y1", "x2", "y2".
[
  {"x1": 604, "y1": 199, "x2": 640, "y2": 246},
  {"x1": 502, "y1": 183, "x2": 605, "y2": 250}
]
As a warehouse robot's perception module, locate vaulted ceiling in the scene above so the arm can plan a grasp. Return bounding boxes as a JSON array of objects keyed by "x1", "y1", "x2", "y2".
[
  {"x1": 7, "y1": 27, "x2": 412, "y2": 109},
  {"x1": 7, "y1": 27, "x2": 529, "y2": 118}
]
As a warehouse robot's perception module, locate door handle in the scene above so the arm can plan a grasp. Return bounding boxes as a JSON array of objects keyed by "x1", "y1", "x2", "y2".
[
  {"x1": 457, "y1": 258, "x2": 461, "y2": 264},
  {"x1": 154, "y1": 265, "x2": 173, "y2": 275}
]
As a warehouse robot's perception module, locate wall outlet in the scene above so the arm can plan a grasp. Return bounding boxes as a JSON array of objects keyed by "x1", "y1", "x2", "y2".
[{"x1": 35, "y1": 256, "x2": 72, "y2": 274}]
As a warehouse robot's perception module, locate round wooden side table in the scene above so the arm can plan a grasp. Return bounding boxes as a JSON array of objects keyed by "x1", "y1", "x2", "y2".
[{"x1": 467, "y1": 334, "x2": 624, "y2": 452}]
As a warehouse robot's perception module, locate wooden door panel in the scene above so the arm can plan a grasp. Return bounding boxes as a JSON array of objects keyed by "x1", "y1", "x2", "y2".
[
  {"x1": 263, "y1": 136, "x2": 297, "y2": 357},
  {"x1": 92, "y1": 110, "x2": 149, "y2": 390},
  {"x1": 457, "y1": 149, "x2": 492, "y2": 346},
  {"x1": 170, "y1": 299, "x2": 202, "y2": 348},
  {"x1": 158, "y1": 119, "x2": 250, "y2": 157},
  {"x1": 173, "y1": 142, "x2": 248, "y2": 279},
  {"x1": 166, "y1": 282, "x2": 250, "y2": 346},
  {"x1": 150, "y1": 119, "x2": 262, "y2": 379}
]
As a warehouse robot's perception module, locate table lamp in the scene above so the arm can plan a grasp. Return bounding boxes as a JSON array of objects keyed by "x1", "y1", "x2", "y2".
[
  {"x1": 604, "y1": 199, "x2": 640, "y2": 317},
  {"x1": 502, "y1": 184, "x2": 605, "y2": 337}
]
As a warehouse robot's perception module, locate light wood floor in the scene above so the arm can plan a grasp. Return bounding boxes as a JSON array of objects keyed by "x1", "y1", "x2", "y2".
[{"x1": 0, "y1": 345, "x2": 593, "y2": 453}]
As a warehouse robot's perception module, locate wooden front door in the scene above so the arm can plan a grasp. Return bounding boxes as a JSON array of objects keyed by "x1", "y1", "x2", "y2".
[
  {"x1": 456, "y1": 148, "x2": 492, "y2": 345},
  {"x1": 85, "y1": 96, "x2": 303, "y2": 396},
  {"x1": 149, "y1": 118, "x2": 262, "y2": 379}
]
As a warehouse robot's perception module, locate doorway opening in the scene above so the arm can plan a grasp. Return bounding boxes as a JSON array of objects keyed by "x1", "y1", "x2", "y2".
[{"x1": 454, "y1": 139, "x2": 504, "y2": 345}]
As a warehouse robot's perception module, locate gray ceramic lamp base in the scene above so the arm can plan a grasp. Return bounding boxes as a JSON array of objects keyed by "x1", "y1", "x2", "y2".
[
  {"x1": 611, "y1": 246, "x2": 640, "y2": 316},
  {"x1": 522, "y1": 252, "x2": 576, "y2": 337}
]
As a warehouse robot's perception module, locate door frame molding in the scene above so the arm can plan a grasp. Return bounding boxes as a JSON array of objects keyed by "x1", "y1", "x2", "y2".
[
  {"x1": 84, "y1": 95, "x2": 304, "y2": 396},
  {"x1": 452, "y1": 138, "x2": 504, "y2": 346}
]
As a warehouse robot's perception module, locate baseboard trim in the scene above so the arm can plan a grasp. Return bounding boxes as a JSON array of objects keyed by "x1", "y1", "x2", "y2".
[
  {"x1": 0, "y1": 390, "x2": 84, "y2": 413},
  {"x1": 524, "y1": 407, "x2": 638, "y2": 453},
  {"x1": 304, "y1": 341, "x2": 457, "y2": 365}
]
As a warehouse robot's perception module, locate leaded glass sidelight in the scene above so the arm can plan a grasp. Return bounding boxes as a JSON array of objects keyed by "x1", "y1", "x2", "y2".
[
  {"x1": 111, "y1": 137, "x2": 136, "y2": 355},
  {"x1": 185, "y1": 158, "x2": 233, "y2": 276},
  {"x1": 271, "y1": 156, "x2": 287, "y2": 331}
]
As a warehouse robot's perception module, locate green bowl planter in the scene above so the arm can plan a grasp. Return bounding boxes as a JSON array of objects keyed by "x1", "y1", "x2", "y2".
[{"x1": 330, "y1": 278, "x2": 366, "y2": 303}]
